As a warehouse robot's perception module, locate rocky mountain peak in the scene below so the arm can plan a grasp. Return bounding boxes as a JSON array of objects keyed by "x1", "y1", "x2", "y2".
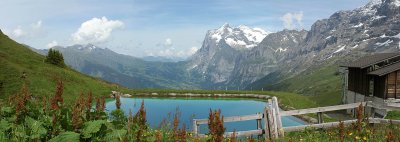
[{"x1": 208, "y1": 24, "x2": 270, "y2": 49}]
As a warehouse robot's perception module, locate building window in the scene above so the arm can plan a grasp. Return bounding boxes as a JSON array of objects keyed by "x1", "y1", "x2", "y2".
[
  {"x1": 387, "y1": 72, "x2": 396, "y2": 98},
  {"x1": 369, "y1": 78, "x2": 374, "y2": 96}
]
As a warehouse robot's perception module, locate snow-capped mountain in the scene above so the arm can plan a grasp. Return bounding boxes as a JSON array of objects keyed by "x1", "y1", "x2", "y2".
[
  {"x1": 186, "y1": 24, "x2": 270, "y2": 85},
  {"x1": 251, "y1": 0, "x2": 400, "y2": 89},
  {"x1": 209, "y1": 23, "x2": 270, "y2": 49},
  {"x1": 188, "y1": 0, "x2": 400, "y2": 89},
  {"x1": 29, "y1": 0, "x2": 400, "y2": 91}
]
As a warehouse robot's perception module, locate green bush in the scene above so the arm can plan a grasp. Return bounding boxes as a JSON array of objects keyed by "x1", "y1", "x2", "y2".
[{"x1": 45, "y1": 49, "x2": 66, "y2": 67}]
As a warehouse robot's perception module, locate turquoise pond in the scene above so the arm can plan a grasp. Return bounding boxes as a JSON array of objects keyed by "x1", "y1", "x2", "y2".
[{"x1": 105, "y1": 97, "x2": 305, "y2": 133}]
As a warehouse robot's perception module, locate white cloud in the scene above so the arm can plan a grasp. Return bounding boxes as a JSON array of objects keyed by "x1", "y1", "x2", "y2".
[
  {"x1": 46, "y1": 40, "x2": 58, "y2": 48},
  {"x1": 164, "y1": 38, "x2": 173, "y2": 48},
  {"x1": 71, "y1": 17, "x2": 124, "y2": 44},
  {"x1": 12, "y1": 26, "x2": 27, "y2": 38},
  {"x1": 31, "y1": 20, "x2": 42, "y2": 29},
  {"x1": 280, "y1": 11, "x2": 304, "y2": 30},
  {"x1": 8, "y1": 20, "x2": 44, "y2": 39},
  {"x1": 188, "y1": 46, "x2": 199, "y2": 55},
  {"x1": 153, "y1": 46, "x2": 199, "y2": 58}
]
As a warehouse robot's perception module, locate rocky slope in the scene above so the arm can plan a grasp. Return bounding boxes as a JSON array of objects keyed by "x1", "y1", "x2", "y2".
[
  {"x1": 251, "y1": 0, "x2": 400, "y2": 90},
  {"x1": 188, "y1": 0, "x2": 400, "y2": 90}
]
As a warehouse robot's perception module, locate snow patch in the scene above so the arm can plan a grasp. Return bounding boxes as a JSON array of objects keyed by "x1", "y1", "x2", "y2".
[
  {"x1": 372, "y1": 15, "x2": 386, "y2": 21},
  {"x1": 393, "y1": 33, "x2": 400, "y2": 39},
  {"x1": 275, "y1": 47, "x2": 287, "y2": 53},
  {"x1": 190, "y1": 64, "x2": 198, "y2": 70},
  {"x1": 239, "y1": 25, "x2": 269, "y2": 43},
  {"x1": 352, "y1": 23, "x2": 364, "y2": 28},
  {"x1": 211, "y1": 33, "x2": 222, "y2": 42},
  {"x1": 246, "y1": 44, "x2": 257, "y2": 48},
  {"x1": 334, "y1": 45, "x2": 346, "y2": 53},
  {"x1": 225, "y1": 38, "x2": 248, "y2": 48},
  {"x1": 393, "y1": 0, "x2": 400, "y2": 6},
  {"x1": 392, "y1": 33, "x2": 400, "y2": 48},
  {"x1": 351, "y1": 44, "x2": 359, "y2": 48},
  {"x1": 375, "y1": 39, "x2": 393, "y2": 46},
  {"x1": 358, "y1": 0, "x2": 381, "y2": 15},
  {"x1": 325, "y1": 36, "x2": 332, "y2": 40}
]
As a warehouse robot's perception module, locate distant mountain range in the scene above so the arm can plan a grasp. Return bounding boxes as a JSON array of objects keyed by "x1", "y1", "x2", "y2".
[
  {"x1": 141, "y1": 56, "x2": 186, "y2": 62},
  {"x1": 31, "y1": 0, "x2": 400, "y2": 93},
  {"x1": 0, "y1": 30, "x2": 119, "y2": 102},
  {"x1": 32, "y1": 44, "x2": 197, "y2": 89}
]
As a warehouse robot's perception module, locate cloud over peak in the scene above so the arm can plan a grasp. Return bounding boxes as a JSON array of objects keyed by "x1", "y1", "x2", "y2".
[
  {"x1": 46, "y1": 40, "x2": 58, "y2": 48},
  {"x1": 280, "y1": 11, "x2": 304, "y2": 30},
  {"x1": 72, "y1": 17, "x2": 124, "y2": 44}
]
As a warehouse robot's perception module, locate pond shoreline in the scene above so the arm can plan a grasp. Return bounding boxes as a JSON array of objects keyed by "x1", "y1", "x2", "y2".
[{"x1": 118, "y1": 92, "x2": 315, "y2": 124}]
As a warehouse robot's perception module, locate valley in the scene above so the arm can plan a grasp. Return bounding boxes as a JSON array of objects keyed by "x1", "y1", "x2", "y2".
[
  {"x1": 28, "y1": 0, "x2": 400, "y2": 98},
  {"x1": 1, "y1": 0, "x2": 400, "y2": 141}
]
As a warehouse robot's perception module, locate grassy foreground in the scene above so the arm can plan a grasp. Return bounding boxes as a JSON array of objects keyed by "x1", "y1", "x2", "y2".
[
  {"x1": 1, "y1": 82, "x2": 399, "y2": 142},
  {"x1": 280, "y1": 105, "x2": 400, "y2": 142}
]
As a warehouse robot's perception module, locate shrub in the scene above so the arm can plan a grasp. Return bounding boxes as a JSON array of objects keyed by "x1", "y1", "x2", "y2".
[{"x1": 45, "y1": 48, "x2": 66, "y2": 67}]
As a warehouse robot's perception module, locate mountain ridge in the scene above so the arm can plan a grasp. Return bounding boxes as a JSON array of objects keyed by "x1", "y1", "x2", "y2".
[{"x1": 28, "y1": 0, "x2": 400, "y2": 92}]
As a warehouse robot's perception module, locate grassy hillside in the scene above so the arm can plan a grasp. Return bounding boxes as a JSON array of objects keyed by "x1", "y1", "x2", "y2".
[
  {"x1": 0, "y1": 30, "x2": 120, "y2": 103},
  {"x1": 256, "y1": 63, "x2": 343, "y2": 107}
]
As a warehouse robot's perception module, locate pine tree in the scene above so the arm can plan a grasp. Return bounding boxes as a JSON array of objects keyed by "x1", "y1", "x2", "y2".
[{"x1": 45, "y1": 48, "x2": 66, "y2": 67}]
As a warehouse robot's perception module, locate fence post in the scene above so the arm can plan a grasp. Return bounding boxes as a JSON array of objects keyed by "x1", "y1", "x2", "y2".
[
  {"x1": 268, "y1": 99, "x2": 278, "y2": 139},
  {"x1": 264, "y1": 107, "x2": 270, "y2": 141},
  {"x1": 193, "y1": 120, "x2": 198, "y2": 136},
  {"x1": 256, "y1": 118, "x2": 262, "y2": 129},
  {"x1": 317, "y1": 112, "x2": 323, "y2": 124},
  {"x1": 256, "y1": 113, "x2": 262, "y2": 138},
  {"x1": 272, "y1": 97, "x2": 284, "y2": 137}
]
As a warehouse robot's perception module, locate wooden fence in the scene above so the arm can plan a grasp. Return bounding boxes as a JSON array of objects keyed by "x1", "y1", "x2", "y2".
[{"x1": 192, "y1": 96, "x2": 400, "y2": 140}]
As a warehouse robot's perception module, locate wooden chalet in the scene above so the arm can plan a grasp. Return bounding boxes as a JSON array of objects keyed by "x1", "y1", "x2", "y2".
[{"x1": 341, "y1": 53, "x2": 400, "y2": 117}]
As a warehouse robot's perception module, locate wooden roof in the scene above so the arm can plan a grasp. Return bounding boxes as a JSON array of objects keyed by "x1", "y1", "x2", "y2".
[
  {"x1": 340, "y1": 53, "x2": 400, "y2": 69},
  {"x1": 368, "y1": 61, "x2": 400, "y2": 76}
]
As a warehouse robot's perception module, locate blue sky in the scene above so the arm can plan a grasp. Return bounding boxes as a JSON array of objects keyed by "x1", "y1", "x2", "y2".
[{"x1": 1, "y1": 0, "x2": 369, "y2": 58}]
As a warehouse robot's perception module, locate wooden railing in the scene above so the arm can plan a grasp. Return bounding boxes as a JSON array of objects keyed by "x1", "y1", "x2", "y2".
[
  {"x1": 192, "y1": 113, "x2": 264, "y2": 137},
  {"x1": 192, "y1": 96, "x2": 400, "y2": 140}
]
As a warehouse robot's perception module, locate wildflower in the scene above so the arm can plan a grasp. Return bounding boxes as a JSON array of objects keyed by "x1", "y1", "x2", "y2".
[
  {"x1": 339, "y1": 121, "x2": 345, "y2": 142},
  {"x1": 363, "y1": 136, "x2": 367, "y2": 141},
  {"x1": 348, "y1": 132, "x2": 353, "y2": 136},
  {"x1": 356, "y1": 104, "x2": 363, "y2": 133},
  {"x1": 51, "y1": 80, "x2": 64, "y2": 110},
  {"x1": 355, "y1": 136, "x2": 360, "y2": 140},
  {"x1": 115, "y1": 95, "x2": 121, "y2": 109}
]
